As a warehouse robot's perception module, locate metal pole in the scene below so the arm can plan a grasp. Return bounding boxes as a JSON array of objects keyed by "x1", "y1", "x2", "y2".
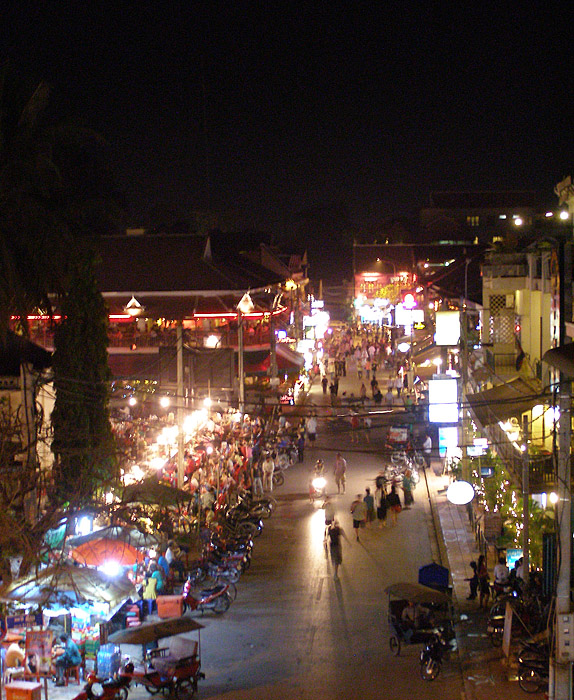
[
  {"x1": 238, "y1": 309, "x2": 245, "y2": 414},
  {"x1": 176, "y1": 321, "x2": 185, "y2": 489},
  {"x1": 555, "y1": 386, "x2": 572, "y2": 700},
  {"x1": 522, "y1": 414, "x2": 530, "y2": 585}
]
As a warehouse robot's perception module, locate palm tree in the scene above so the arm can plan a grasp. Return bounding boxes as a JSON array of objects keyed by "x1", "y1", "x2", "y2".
[{"x1": 0, "y1": 61, "x2": 75, "y2": 336}]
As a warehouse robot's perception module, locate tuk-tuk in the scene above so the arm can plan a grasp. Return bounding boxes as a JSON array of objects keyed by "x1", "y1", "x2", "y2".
[{"x1": 385, "y1": 582, "x2": 453, "y2": 656}]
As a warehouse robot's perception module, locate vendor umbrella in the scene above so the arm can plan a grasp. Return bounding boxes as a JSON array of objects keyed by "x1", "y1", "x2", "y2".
[
  {"x1": 67, "y1": 525, "x2": 161, "y2": 550},
  {"x1": 109, "y1": 617, "x2": 204, "y2": 645},
  {"x1": 122, "y1": 478, "x2": 193, "y2": 507},
  {"x1": 70, "y1": 538, "x2": 142, "y2": 567},
  {"x1": 0, "y1": 563, "x2": 135, "y2": 608}
]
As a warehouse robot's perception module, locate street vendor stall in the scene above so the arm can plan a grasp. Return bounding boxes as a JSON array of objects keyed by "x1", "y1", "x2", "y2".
[{"x1": 0, "y1": 564, "x2": 137, "y2": 686}]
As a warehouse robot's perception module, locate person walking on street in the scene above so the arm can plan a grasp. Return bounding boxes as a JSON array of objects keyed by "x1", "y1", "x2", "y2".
[
  {"x1": 350, "y1": 493, "x2": 368, "y2": 541},
  {"x1": 322, "y1": 375, "x2": 328, "y2": 394},
  {"x1": 350, "y1": 412, "x2": 360, "y2": 442},
  {"x1": 252, "y1": 461, "x2": 264, "y2": 497},
  {"x1": 322, "y1": 496, "x2": 336, "y2": 543},
  {"x1": 307, "y1": 413, "x2": 318, "y2": 446},
  {"x1": 375, "y1": 480, "x2": 388, "y2": 527},
  {"x1": 402, "y1": 469, "x2": 415, "y2": 507},
  {"x1": 261, "y1": 452, "x2": 275, "y2": 491},
  {"x1": 466, "y1": 561, "x2": 479, "y2": 600},
  {"x1": 422, "y1": 433, "x2": 432, "y2": 469},
  {"x1": 297, "y1": 433, "x2": 305, "y2": 463},
  {"x1": 364, "y1": 487, "x2": 375, "y2": 527},
  {"x1": 478, "y1": 554, "x2": 490, "y2": 609},
  {"x1": 386, "y1": 482, "x2": 402, "y2": 525},
  {"x1": 334, "y1": 453, "x2": 347, "y2": 494},
  {"x1": 327, "y1": 519, "x2": 349, "y2": 581}
]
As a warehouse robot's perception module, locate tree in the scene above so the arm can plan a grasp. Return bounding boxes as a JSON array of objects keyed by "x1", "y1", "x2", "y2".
[
  {"x1": 0, "y1": 64, "x2": 127, "y2": 581},
  {"x1": 50, "y1": 251, "x2": 118, "y2": 502}
]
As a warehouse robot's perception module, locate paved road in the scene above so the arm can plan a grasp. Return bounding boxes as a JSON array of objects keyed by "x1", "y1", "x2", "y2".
[{"x1": 193, "y1": 446, "x2": 464, "y2": 700}]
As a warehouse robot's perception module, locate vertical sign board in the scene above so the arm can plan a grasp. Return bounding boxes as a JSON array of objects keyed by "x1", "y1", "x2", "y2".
[
  {"x1": 502, "y1": 601, "x2": 513, "y2": 658},
  {"x1": 25, "y1": 630, "x2": 53, "y2": 677}
]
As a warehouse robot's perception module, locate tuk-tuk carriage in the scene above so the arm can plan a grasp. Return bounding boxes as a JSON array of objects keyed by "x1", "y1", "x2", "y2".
[{"x1": 385, "y1": 582, "x2": 453, "y2": 656}]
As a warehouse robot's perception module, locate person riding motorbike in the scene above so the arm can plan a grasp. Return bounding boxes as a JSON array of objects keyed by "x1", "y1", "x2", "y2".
[{"x1": 314, "y1": 459, "x2": 325, "y2": 476}]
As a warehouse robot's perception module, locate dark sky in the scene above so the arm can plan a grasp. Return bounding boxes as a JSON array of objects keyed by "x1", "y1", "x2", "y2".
[{"x1": 2, "y1": 2, "x2": 573, "y2": 235}]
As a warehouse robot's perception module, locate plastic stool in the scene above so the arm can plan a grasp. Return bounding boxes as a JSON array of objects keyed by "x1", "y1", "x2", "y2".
[{"x1": 65, "y1": 665, "x2": 82, "y2": 685}]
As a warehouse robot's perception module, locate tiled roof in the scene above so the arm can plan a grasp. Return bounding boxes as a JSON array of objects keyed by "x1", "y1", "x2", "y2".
[
  {"x1": 95, "y1": 233, "x2": 284, "y2": 294},
  {"x1": 428, "y1": 191, "x2": 542, "y2": 210}
]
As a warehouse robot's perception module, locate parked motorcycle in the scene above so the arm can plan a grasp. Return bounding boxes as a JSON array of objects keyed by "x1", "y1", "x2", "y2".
[
  {"x1": 72, "y1": 663, "x2": 133, "y2": 700},
  {"x1": 419, "y1": 627, "x2": 456, "y2": 681},
  {"x1": 517, "y1": 639, "x2": 550, "y2": 693},
  {"x1": 182, "y1": 578, "x2": 232, "y2": 614}
]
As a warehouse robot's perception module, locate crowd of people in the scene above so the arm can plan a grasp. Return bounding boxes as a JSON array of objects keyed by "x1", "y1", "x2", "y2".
[{"x1": 316, "y1": 323, "x2": 428, "y2": 408}]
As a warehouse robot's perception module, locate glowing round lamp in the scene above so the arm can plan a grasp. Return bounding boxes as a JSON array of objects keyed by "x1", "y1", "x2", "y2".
[
  {"x1": 397, "y1": 342, "x2": 411, "y2": 353},
  {"x1": 447, "y1": 480, "x2": 475, "y2": 505}
]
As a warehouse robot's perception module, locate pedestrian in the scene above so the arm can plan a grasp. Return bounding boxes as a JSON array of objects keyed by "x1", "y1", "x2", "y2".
[
  {"x1": 386, "y1": 483, "x2": 402, "y2": 525},
  {"x1": 466, "y1": 561, "x2": 479, "y2": 600},
  {"x1": 334, "y1": 452, "x2": 347, "y2": 494},
  {"x1": 395, "y1": 373, "x2": 403, "y2": 397},
  {"x1": 141, "y1": 570, "x2": 158, "y2": 618},
  {"x1": 350, "y1": 412, "x2": 360, "y2": 442},
  {"x1": 297, "y1": 433, "x2": 305, "y2": 462},
  {"x1": 359, "y1": 382, "x2": 367, "y2": 404},
  {"x1": 322, "y1": 496, "x2": 336, "y2": 543},
  {"x1": 261, "y1": 452, "x2": 275, "y2": 491},
  {"x1": 307, "y1": 413, "x2": 317, "y2": 445},
  {"x1": 402, "y1": 469, "x2": 415, "y2": 507},
  {"x1": 478, "y1": 554, "x2": 490, "y2": 609},
  {"x1": 493, "y1": 556, "x2": 510, "y2": 597},
  {"x1": 322, "y1": 375, "x2": 328, "y2": 394},
  {"x1": 350, "y1": 493, "x2": 368, "y2": 541},
  {"x1": 327, "y1": 519, "x2": 349, "y2": 581},
  {"x1": 362, "y1": 415, "x2": 372, "y2": 443},
  {"x1": 422, "y1": 433, "x2": 432, "y2": 469},
  {"x1": 364, "y1": 487, "x2": 375, "y2": 527},
  {"x1": 375, "y1": 480, "x2": 388, "y2": 527},
  {"x1": 252, "y1": 460, "x2": 264, "y2": 497}
]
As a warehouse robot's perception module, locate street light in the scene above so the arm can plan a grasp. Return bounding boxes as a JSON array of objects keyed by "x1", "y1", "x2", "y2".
[{"x1": 237, "y1": 292, "x2": 254, "y2": 415}]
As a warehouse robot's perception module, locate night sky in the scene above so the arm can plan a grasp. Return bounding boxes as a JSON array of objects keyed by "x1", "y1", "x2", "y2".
[{"x1": 2, "y1": 3, "x2": 573, "y2": 239}]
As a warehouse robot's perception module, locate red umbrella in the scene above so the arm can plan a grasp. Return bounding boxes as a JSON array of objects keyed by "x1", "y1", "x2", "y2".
[{"x1": 70, "y1": 538, "x2": 142, "y2": 567}]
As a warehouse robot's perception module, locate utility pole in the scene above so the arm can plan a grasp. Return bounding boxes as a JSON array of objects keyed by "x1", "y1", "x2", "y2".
[
  {"x1": 554, "y1": 236, "x2": 573, "y2": 700},
  {"x1": 522, "y1": 415, "x2": 530, "y2": 585},
  {"x1": 176, "y1": 320, "x2": 185, "y2": 489}
]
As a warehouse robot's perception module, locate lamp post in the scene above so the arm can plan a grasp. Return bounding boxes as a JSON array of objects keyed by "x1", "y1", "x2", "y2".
[{"x1": 237, "y1": 292, "x2": 254, "y2": 415}]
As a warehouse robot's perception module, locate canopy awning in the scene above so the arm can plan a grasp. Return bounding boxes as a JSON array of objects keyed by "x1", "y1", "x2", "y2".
[
  {"x1": 243, "y1": 344, "x2": 304, "y2": 376},
  {"x1": 467, "y1": 376, "x2": 545, "y2": 426},
  {"x1": 543, "y1": 343, "x2": 574, "y2": 378}
]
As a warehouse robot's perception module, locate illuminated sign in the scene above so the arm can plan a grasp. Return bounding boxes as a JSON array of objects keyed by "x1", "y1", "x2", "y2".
[
  {"x1": 435, "y1": 311, "x2": 460, "y2": 346},
  {"x1": 429, "y1": 377, "x2": 458, "y2": 423}
]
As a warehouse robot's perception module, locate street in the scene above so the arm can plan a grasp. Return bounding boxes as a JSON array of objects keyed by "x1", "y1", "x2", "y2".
[{"x1": 194, "y1": 445, "x2": 464, "y2": 700}]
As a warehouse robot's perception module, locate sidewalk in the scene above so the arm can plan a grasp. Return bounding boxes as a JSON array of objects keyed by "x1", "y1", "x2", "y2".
[{"x1": 303, "y1": 369, "x2": 530, "y2": 700}]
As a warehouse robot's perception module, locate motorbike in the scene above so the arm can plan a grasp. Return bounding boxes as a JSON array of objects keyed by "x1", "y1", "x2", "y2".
[
  {"x1": 125, "y1": 653, "x2": 204, "y2": 700},
  {"x1": 72, "y1": 663, "x2": 133, "y2": 700},
  {"x1": 182, "y1": 577, "x2": 233, "y2": 614},
  {"x1": 419, "y1": 626, "x2": 456, "y2": 681},
  {"x1": 309, "y1": 475, "x2": 327, "y2": 502},
  {"x1": 517, "y1": 639, "x2": 550, "y2": 693}
]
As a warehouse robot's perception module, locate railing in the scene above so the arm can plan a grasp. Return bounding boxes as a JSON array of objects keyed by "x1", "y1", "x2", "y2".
[{"x1": 28, "y1": 325, "x2": 274, "y2": 351}]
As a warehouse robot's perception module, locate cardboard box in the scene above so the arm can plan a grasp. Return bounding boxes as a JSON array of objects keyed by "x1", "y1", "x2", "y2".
[
  {"x1": 5, "y1": 681, "x2": 42, "y2": 700},
  {"x1": 156, "y1": 595, "x2": 184, "y2": 618}
]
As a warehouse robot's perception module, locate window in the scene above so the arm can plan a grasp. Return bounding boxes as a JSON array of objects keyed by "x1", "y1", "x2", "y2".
[{"x1": 466, "y1": 215, "x2": 480, "y2": 227}]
